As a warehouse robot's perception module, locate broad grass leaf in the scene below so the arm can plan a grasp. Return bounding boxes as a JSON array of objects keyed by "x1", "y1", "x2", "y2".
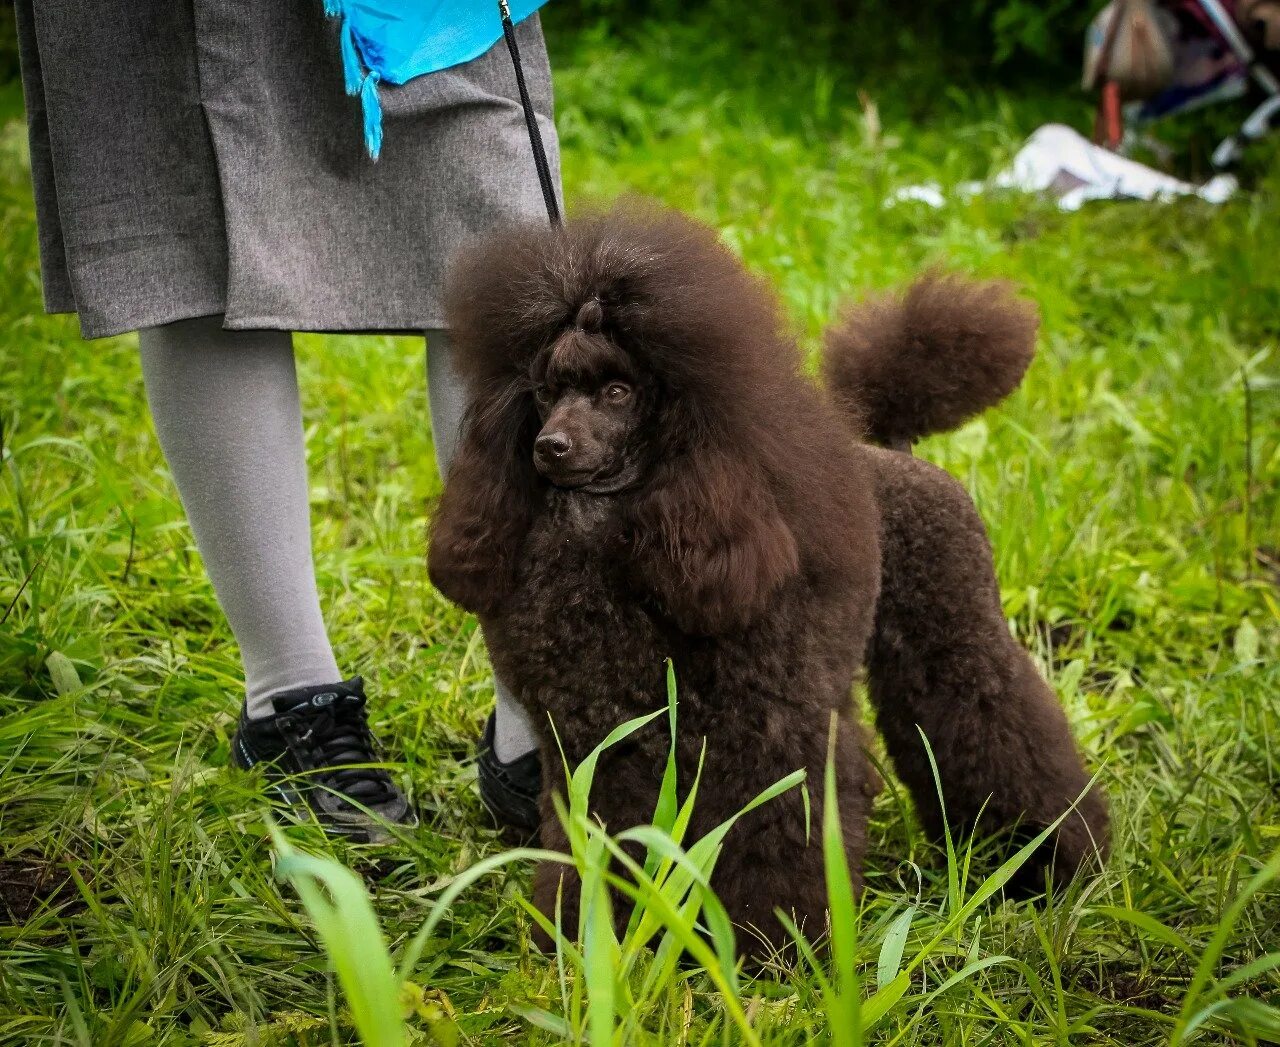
[
  {"x1": 628, "y1": 664, "x2": 686, "y2": 941},
  {"x1": 861, "y1": 971, "x2": 909, "y2": 1029},
  {"x1": 45, "y1": 651, "x2": 81, "y2": 695},
  {"x1": 616, "y1": 824, "x2": 740, "y2": 997},
  {"x1": 876, "y1": 906, "x2": 915, "y2": 989},
  {"x1": 583, "y1": 847, "x2": 618, "y2": 1047},
  {"x1": 1233, "y1": 617, "x2": 1260, "y2": 669},
  {"x1": 823, "y1": 719, "x2": 861, "y2": 1044},
  {"x1": 506, "y1": 1002, "x2": 573, "y2": 1038},
  {"x1": 271, "y1": 831, "x2": 407, "y2": 1047},
  {"x1": 598, "y1": 851, "x2": 763, "y2": 1047}
]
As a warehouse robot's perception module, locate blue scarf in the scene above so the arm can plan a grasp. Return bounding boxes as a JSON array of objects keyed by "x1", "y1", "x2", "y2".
[{"x1": 324, "y1": 0, "x2": 551, "y2": 159}]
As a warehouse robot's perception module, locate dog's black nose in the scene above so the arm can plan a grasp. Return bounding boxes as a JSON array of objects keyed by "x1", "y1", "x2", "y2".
[{"x1": 535, "y1": 432, "x2": 572, "y2": 461}]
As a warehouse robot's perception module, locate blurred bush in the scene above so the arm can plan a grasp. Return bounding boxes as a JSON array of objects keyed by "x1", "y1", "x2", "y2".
[
  {"x1": 554, "y1": 0, "x2": 1093, "y2": 78},
  {"x1": 0, "y1": 0, "x2": 1092, "y2": 91}
]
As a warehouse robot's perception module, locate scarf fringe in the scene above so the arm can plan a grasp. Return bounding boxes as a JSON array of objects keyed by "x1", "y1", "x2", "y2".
[
  {"x1": 325, "y1": 1, "x2": 384, "y2": 160},
  {"x1": 340, "y1": 19, "x2": 364, "y2": 97},
  {"x1": 360, "y1": 73, "x2": 384, "y2": 161}
]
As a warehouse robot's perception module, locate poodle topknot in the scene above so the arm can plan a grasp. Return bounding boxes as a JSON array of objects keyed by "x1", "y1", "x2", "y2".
[{"x1": 429, "y1": 203, "x2": 1108, "y2": 959}]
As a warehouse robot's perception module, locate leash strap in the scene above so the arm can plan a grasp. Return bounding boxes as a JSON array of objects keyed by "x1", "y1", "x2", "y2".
[{"x1": 498, "y1": 0, "x2": 562, "y2": 226}]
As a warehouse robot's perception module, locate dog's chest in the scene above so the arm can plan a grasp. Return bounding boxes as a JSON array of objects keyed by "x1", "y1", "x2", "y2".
[
  {"x1": 515, "y1": 497, "x2": 651, "y2": 650},
  {"x1": 485, "y1": 496, "x2": 670, "y2": 733}
]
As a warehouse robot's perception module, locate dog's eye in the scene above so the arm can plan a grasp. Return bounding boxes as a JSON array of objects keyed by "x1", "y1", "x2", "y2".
[
  {"x1": 533, "y1": 386, "x2": 552, "y2": 407},
  {"x1": 603, "y1": 382, "x2": 632, "y2": 404}
]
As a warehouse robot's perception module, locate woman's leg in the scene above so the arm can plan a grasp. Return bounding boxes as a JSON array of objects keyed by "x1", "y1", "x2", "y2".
[
  {"x1": 140, "y1": 315, "x2": 414, "y2": 838},
  {"x1": 138, "y1": 315, "x2": 341, "y2": 715},
  {"x1": 426, "y1": 329, "x2": 538, "y2": 764}
]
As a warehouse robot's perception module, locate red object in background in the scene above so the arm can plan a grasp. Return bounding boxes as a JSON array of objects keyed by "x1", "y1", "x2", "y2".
[
  {"x1": 1095, "y1": 80, "x2": 1126, "y2": 147},
  {"x1": 1084, "y1": 0, "x2": 1280, "y2": 166}
]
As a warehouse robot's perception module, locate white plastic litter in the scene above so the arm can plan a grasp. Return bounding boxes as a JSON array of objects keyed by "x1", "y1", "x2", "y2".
[
  {"x1": 886, "y1": 183, "x2": 949, "y2": 208},
  {"x1": 888, "y1": 123, "x2": 1237, "y2": 211}
]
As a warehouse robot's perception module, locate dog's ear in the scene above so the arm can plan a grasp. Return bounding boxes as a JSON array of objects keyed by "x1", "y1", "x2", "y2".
[
  {"x1": 631, "y1": 450, "x2": 799, "y2": 635},
  {"x1": 428, "y1": 382, "x2": 541, "y2": 616}
]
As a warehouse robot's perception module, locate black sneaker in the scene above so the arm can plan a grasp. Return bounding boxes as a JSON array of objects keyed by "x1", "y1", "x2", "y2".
[
  {"x1": 476, "y1": 712, "x2": 541, "y2": 836},
  {"x1": 231, "y1": 677, "x2": 417, "y2": 842}
]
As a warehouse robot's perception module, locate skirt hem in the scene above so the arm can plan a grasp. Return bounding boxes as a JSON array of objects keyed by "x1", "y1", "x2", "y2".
[{"x1": 52, "y1": 303, "x2": 449, "y2": 340}]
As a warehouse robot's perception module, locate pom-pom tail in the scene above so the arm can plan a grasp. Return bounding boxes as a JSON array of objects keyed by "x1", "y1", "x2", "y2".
[{"x1": 823, "y1": 274, "x2": 1039, "y2": 446}]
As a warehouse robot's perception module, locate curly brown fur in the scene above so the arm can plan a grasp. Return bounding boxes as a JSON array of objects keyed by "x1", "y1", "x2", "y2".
[
  {"x1": 824, "y1": 274, "x2": 1039, "y2": 447},
  {"x1": 861, "y1": 446, "x2": 1109, "y2": 886},
  {"x1": 429, "y1": 204, "x2": 1107, "y2": 960}
]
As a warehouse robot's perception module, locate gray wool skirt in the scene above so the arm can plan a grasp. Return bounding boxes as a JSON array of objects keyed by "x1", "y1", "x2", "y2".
[{"x1": 14, "y1": 0, "x2": 562, "y2": 339}]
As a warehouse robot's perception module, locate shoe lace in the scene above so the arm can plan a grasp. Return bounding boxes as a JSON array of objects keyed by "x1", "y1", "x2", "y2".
[{"x1": 286, "y1": 695, "x2": 398, "y2": 805}]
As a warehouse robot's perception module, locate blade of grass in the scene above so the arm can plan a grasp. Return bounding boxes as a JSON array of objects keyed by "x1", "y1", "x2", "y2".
[
  {"x1": 876, "y1": 906, "x2": 916, "y2": 990},
  {"x1": 822, "y1": 713, "x2": 863, "y2": 1047},
  {"x1": 270, "y1": 829, "x2": 407, "y2": 1047}
]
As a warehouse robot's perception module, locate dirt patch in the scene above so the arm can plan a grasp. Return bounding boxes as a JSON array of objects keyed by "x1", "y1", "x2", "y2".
[
  {"x1": 0, "y1": 856, "x2": 80, "y2": 924},
  {"x1": 1072, "y1": 966, "x2": 1179, "y2": 1013}
]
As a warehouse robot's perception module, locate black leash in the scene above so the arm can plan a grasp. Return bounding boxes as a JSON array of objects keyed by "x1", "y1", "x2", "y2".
[{"x1": 498, "y1": 0, "x2": 562, "y2": 226}]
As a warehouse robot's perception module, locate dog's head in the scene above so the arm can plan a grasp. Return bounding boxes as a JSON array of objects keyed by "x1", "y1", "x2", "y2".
[
  {"x1": 525, "y1": 295, "x2": 655, "y2": 494},
  {"x1": 430, "y1": 204, "x2": 810, "y2": 631}
]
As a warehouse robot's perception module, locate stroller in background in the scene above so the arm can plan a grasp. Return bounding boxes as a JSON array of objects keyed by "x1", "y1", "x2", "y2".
[{"x1": 1086, "y1": 0, "x2": 1280, "y2": 167}]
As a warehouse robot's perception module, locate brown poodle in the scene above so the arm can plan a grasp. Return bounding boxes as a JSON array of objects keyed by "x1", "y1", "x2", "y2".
[{"x1": 428, "y1": 205, "x2": 1109, "y2": 959}]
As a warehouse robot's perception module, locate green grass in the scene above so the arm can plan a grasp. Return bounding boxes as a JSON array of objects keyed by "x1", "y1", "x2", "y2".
[{"x1": 2, "y1": 5, "x2": 1278, "y2": 1043}]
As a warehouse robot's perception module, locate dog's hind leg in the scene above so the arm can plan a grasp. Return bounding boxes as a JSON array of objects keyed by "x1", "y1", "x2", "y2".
[{"x1": 860, "y1": 446, "x2": 1109, "y2": 889}]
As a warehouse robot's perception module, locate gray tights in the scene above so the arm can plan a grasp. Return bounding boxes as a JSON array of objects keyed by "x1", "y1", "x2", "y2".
[{"x1": 138, "y1": 315, "x2": 536, "y2": 760}]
